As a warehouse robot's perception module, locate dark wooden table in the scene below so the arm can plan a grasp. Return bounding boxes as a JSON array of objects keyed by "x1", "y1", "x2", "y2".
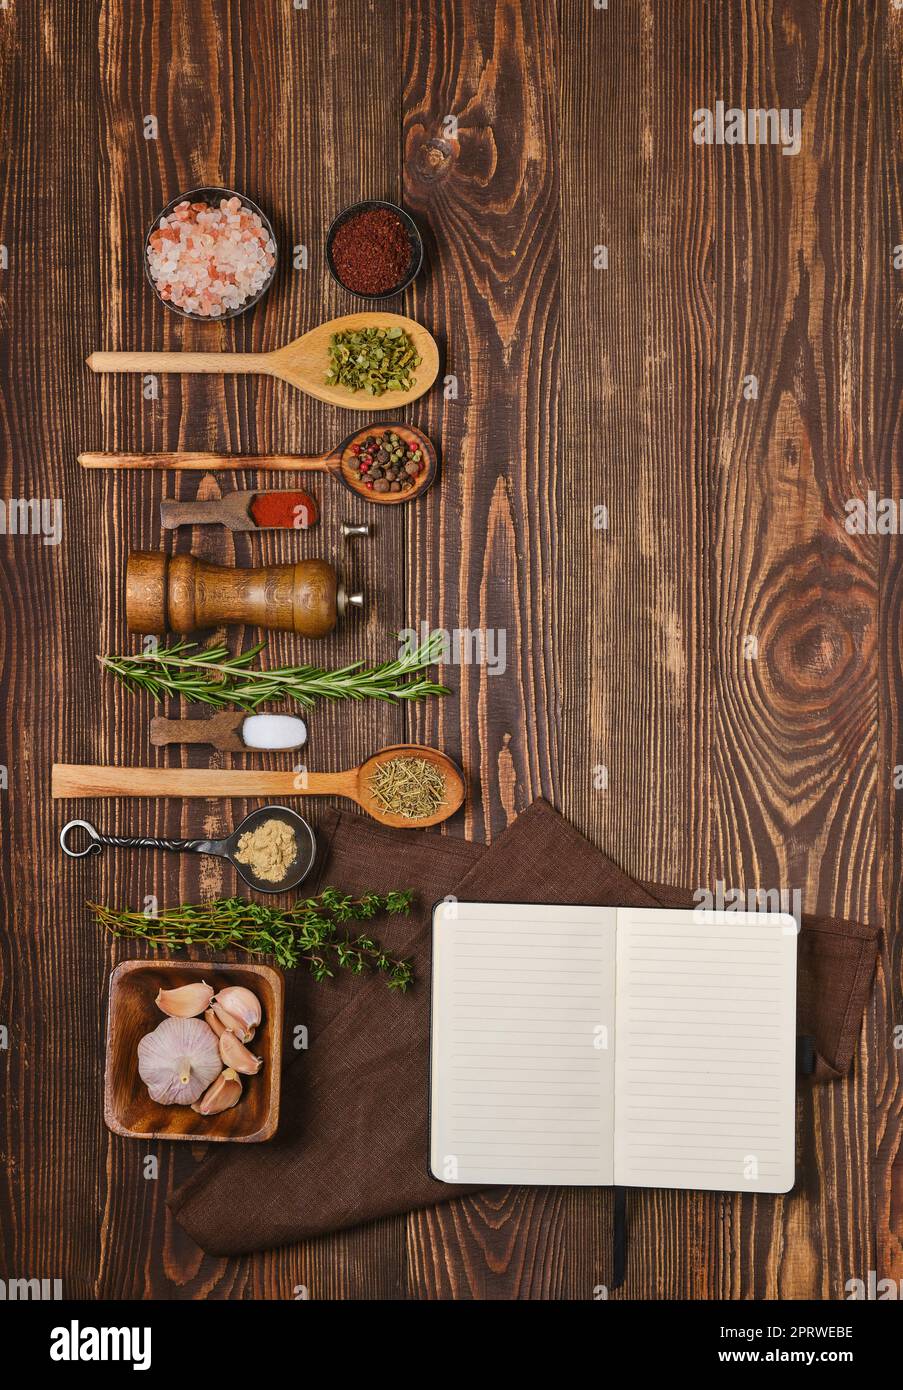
[{"x1": 1, "y1": 0, "x2": 900, "y2": 1300}]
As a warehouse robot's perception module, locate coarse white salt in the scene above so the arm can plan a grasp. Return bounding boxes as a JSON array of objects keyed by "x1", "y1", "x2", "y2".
[
  {"x1": 147, "y1": 196, "x2": 276, "y2": 316},
  {"x1": 240, "y1": 713, "x2": 308, "y2": 751}
]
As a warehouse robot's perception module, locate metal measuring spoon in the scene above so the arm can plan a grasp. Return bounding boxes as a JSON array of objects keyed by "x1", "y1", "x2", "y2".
[{"x1": 59, "y1": 805, "x2": 316, "y2": 894}]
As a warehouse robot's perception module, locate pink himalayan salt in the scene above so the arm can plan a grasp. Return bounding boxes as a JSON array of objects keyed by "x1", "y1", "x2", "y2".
[{"x1": 147, "y1": 196, "x2": 276, "y2": 316}]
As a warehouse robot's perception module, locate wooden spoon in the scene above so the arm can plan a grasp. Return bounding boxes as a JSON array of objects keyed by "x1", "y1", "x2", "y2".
[
  {"x1": 160, "y1": 489, "x2": 319, "y2": 532},
  {"x1": 79, "y1": 422, "x2": 438, "y2": 507},
  {"x1": 149, "y1": 712, "x2": 307, "y2": 752},
  {"x1": 86, "y1": 312, "x2": 440, "y2": 410},
  {"x1": 52, "y1": 744, "x2": 465, "y2": 830}
]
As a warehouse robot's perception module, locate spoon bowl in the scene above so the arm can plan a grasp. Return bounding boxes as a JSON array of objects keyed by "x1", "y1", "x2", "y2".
[
  {"x1": 267, "y1": 312, "x2": 439, "y2": 408},
  {"x1": 352, "y1": 745, "x2": 465, "y2": 828},
  {"x1": 332, "y1": 423, "x2": 437, "y2": 505},
  {"x1": 223, "y1": 806, "x2": 317, "y2": 893}
]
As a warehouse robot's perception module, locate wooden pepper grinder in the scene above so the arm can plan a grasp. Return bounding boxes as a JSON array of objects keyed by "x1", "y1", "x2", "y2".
[{"x1": 125, "y1": 552, "x2": 363, "y2": 638}]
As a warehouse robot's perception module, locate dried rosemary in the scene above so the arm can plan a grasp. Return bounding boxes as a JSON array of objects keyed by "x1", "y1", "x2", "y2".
[
  {"x1": 368, "y1": 756, "x2": 448, "y2": 821},
  {"x1": 89, "y1": 888, "x2": 416, "y2": 991}
]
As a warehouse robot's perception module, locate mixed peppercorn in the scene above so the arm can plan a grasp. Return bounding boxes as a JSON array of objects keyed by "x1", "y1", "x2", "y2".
[{"x1": 346, "y1": 430, "x2": 426, "y2": 494}]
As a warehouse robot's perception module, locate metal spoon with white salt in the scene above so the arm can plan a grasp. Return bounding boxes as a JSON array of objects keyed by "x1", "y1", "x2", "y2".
[{"x1": 149, "y1": 711, "x2": 308, "y2": 753}]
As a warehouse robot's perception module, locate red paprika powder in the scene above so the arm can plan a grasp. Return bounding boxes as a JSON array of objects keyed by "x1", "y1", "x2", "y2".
[
  {"x1": 331, "y1": 208, "x2": 412, "y2": 296},
  {"x1": 250, "y1": 491, "x2": 319, "y2": 529}
]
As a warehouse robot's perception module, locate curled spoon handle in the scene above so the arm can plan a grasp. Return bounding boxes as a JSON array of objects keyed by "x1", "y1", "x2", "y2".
[
  {"x1": 59, "y1": 818, "x2": 220, "y2": 859},
  {"x1": 96, "y1": 833, "x2": 219, "y2": 853}
]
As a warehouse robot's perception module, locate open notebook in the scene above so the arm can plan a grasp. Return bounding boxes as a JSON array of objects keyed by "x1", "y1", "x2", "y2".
[{"x1": 430, "y1": 902, "x2": 797, "y2": 1193}]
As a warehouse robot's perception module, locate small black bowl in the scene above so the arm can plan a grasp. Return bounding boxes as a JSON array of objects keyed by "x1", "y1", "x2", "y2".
[
  {"x1": 144, "y1": 186, "x2": 278, "y2": 320},
  {"x1": 325, "y1": 199, "x2": 423, "y2": 300}
]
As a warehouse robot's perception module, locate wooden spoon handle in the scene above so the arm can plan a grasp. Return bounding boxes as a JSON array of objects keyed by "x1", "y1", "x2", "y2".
[
  {"x1": 78, "y1": 451, "x2": 331, "y2": 472},
  {"x1": 87, "y1": 350, "x2": 265, "y2": 375},
  {"x1": 160, "y1": 498, "x2": 229, "y2": 529},
  {"x1": 149, "y1": 716, "x2": 242, "y2": 748},
  {"x1": 52, "y1": 764, "x2": 360, "y2": 801}
]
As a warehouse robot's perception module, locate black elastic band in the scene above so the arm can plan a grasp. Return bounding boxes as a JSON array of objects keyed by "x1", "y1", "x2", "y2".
[
  {"x1": 612, "y1": 1186, "x2": 627, "y2": 1290},
  {"x1": 796, "y1": 1034, "x2": 816, "y2": 1075}
]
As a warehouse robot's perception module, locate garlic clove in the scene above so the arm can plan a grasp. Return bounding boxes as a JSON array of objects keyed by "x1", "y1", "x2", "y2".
[
  {"x1": 204, "y1": 1007, "x2": 226, "y2": 1037},
  {"x1": 191, "y1": 1067, "x2": 242, "y2": 1115},
  {"x1": 210, "y1": 1002, "x2": 253, "y2": 1041},
  {"x1": 211, "y1": 985, "x2": 261, "y2": 1041},
  {"x1": 219, "y1": 1029, "x2": 263, "y2": 1075},
  {"x1": 156, "y1": 980, "x2": 215, "y2": 1018}
]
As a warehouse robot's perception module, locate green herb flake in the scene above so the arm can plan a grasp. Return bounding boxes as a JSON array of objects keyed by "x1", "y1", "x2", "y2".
[{"x1": 326, "y1": 327, "x2": 422, "y2": 396}]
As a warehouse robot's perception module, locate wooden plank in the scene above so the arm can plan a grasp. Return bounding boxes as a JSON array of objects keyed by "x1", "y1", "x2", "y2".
[
  {"x1": 560, "y1": 0, "x2": 883, "y2": 1298},
  {"x1": 400, "y1": 0, "x2": 616, "y2": 1299},
  {"x1": 875, "y1": 0, "x2": 903, "y2": 1295},
  {"x1": 0, "y1": 0, "x2": 407, "y2": 1300},
  {"x1": 0, "y1": 0, "x2": 110, "y2": 1301},
  {"x1": 702, "y1": 0, "x2": 880, "y2": 1299}
]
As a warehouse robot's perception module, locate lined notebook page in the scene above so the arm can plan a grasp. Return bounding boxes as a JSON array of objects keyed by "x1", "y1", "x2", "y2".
[
  {"x1": 430, "y1": 902, "x2": 616, "y2": 1186},
  {"x1": 613, "y1": 908, "x2": 797, "y2": 1193}
]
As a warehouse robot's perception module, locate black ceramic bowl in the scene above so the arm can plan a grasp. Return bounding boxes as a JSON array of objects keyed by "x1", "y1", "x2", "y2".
[
  {"x1": 325, "y1": 199, "x2": 423, "y2": 300},
  {"x1": 144, "y1": 186, "x2": 278, "y2": 320}
]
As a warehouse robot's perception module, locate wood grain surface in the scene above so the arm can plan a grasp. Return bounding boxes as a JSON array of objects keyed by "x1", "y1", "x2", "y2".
[{"x1": 0, "y1": 0, "x2": 900, "y2": 1301}]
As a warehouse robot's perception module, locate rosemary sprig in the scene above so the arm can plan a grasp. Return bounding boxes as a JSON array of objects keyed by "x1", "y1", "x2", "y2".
[
  {"x1": 98, "y1": 632, "x2": 450, "y2": 711},
  {"x1": 89, "y1": 887, "x2": 416, "y2": 991}
]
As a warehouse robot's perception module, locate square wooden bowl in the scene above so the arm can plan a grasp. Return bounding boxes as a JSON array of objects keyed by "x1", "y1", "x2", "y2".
[{"x1": 104, "y1": 959, "x2": 283, "y2": 1142}]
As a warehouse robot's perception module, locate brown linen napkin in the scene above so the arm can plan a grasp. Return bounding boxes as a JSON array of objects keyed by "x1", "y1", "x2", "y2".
[{"x1": 170, "y1": 799, "x2": 879, "y2": 1255}]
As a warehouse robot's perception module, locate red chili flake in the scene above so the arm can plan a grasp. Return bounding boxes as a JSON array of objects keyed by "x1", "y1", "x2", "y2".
[
  {"x1": 250, "y1": 490, "x2": 319, "y2": 529},
  {"x1": 331, "y1": 208, "x2": 412, "y2": 296}
]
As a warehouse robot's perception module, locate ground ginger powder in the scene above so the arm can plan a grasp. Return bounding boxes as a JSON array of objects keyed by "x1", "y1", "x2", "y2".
[{"x1": 234, "y1": 819, "x2": 297, "y2": 884}]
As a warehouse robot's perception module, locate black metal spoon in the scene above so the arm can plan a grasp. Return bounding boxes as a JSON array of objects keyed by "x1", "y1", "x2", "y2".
[{"x1": 59, "y1": 804, "x2": 316, "y2": 894}]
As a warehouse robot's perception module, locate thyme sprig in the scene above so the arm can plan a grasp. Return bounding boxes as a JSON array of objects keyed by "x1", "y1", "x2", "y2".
[
  {"x1": 98, "y1": 633, "x2": 450, "y2": 712},
  {"x1": 89, "y1": 887, "x2": 416, "y2": 991}
]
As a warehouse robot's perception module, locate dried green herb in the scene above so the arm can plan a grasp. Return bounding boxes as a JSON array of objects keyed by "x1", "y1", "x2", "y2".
[
  {"x1": 99, "y1": 631, "x2": 449, "y2": 711},
  {"x1": 89, "y1": 888, "x2": 416, "y2": 990},
  {"x1": 368, "y1": 756, "x2": 447, "y2": 820},
  {"x1": 325, "y1": 326, "x2": 421, "y2": 395}
]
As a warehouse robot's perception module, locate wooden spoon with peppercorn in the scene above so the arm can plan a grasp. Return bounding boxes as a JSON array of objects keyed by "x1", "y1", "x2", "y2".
[
  {"x1": 86, "y1": 311, "x2": 440, "y2": 410},
  {"x1": 80, "y1": 422, "x2": 439, "y2": 507}
]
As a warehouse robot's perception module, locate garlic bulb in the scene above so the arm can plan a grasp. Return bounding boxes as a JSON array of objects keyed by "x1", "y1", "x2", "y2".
[
  {"x1": 211, "y1": 986, "x2": 262, "y2": 1042},
  {"x1": 137, "y1": 1016, "x2": 222, "y2": 1106},
  {"x1": 156, "y1": 981, "x2": 214, "y2": 1018}
]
